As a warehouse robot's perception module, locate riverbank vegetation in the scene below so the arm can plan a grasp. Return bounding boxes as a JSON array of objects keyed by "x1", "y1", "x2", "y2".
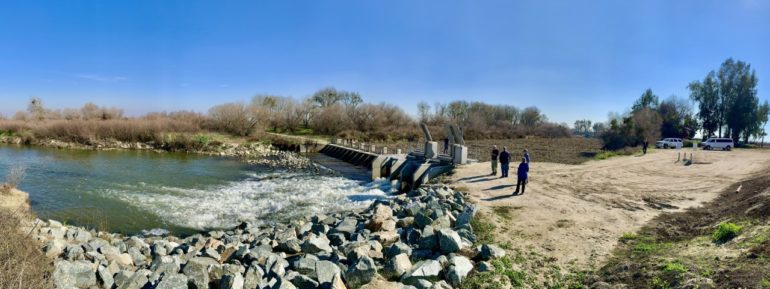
[
  {"x1": 1, "y1": 87, "x2": 574, "y2": 152},
  {"x1": 0, "y1": 167, "x2": 53, "y2": 289},
  {"x1": 0, "y1": 208, "x2": 53, "y2": 289},
  {"x1": 589, "y1": 58, "x2": 769, "y2": 151}
]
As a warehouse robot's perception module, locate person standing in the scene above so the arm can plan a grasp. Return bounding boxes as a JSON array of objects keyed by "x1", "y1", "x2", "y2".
[
  {"x1": 499, "y1": 147, "x2": 510, "y2": 178},
  {"x1": 443, "y1": 137, "x2": 450, "y2": 154},
  {"x1": 490, "y1": 145, "x2": 500, "y2": 176},
  {"x1": 513, "y1": 157, "x2": 529, "y2": 195},
  {"x1": 642, "y1": 139, "x2": 649, "y2": 155},
  {"x1": 523, "y1": 149, "x2": 530, "y2": 163}
]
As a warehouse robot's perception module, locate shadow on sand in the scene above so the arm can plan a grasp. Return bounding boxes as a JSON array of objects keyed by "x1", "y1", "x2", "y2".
[
  {"x1": 468, "y1": 177, "x2": 499, "y2": 183},
  {"x1": 456, "y1": 174, "x2": 489, "y2": 182},
  {"x1": 483, "y1": 184, "x2": 514, "y2": 191},
  {"x1": 482, "y1": 193, "x2": 520, "y2": 201}
]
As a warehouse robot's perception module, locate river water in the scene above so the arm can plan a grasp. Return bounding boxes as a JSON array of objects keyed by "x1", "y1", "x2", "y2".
[{"x1": 0, "y1": 144, "x2": 392, "y2": 235}]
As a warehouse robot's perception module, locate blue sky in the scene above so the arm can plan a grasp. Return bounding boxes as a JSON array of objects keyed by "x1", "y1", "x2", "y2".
[{"x1": 1, "y1": 0, "x2": 769, "y2": 126}]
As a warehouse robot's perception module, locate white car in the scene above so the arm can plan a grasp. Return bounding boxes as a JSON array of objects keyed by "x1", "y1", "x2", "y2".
[
  {"x1": 701, "y1": 138, "x2": 734, "y2": 151},
  {"x1": 655, "y1": 138, "x2": 682, "y2": 149}
]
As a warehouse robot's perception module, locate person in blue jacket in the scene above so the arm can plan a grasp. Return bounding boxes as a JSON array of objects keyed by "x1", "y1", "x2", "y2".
[
  {"x1": 513, "y1": 157, "x2": 529, "y2": 195},
  {"x1": 523, "y1": 149, "x2": 530, "y2": 163},
  {"x1": 499, "y1": 147, "x2": 511, "y2": 178}
]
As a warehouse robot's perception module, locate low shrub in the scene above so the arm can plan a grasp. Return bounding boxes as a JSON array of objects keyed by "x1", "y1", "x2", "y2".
[
  {"x1": 713, "y1": 222, "x2": 742, "y2": 243},
  {"x1": 662, "y1": 261, "x2": 687, "y2": 274},
  {"x1": 0, "y1": 209, "x2": 53, "y2": 289}
]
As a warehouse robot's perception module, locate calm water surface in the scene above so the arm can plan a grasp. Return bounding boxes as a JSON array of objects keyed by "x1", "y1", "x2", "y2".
[{"x1": 0, "y1": 144, "x2": 390, "y2": 235}]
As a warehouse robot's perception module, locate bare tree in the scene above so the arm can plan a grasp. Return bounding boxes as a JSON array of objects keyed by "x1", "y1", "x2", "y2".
[
  {"x1": 417, "y1": 101, "x2": 431, "y2": 123},
  {"x1": 27, "y1": 97, "x2": 45, "y2": 121}
]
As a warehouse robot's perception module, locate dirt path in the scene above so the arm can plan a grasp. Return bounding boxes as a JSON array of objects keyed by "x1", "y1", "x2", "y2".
[{"x1": 450, "y1": 148, "x2": 770, "y2": 267}]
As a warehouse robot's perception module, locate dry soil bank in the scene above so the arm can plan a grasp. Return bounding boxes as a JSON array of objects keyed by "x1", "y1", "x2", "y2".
[{"x1": 450, "y1": 148, "x2": 770, "y2": 268}]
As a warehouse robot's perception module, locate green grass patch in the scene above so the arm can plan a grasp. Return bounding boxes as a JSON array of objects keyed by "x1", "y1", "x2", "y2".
[
  {"x1": 713, "y1": 222, "x2": 743, "y2": 243},
  {"x1": 620, "y1": 232, "x2": 638, "y2": 242},
  {"x1": 662, "y1": 261, "x2": 687, "y2": 274},
  {"x1": 594, "y1": 149, "x2": 636, "y2": 160},
  {"x1": 760, "y1": 273, "x2": 770, "y2": 288},
  {"x1": 471, "y1": 215, "x2": 497, "y2": 245},
  {"x1": 491, "y1": 206, "x2": 514, "y2": 220},
  {"x1": 633, "y1": 241, "x2": 657, "y2": 253},
  {"x1": 460, "y1": 256, "x2": 527, "y2": 289}
]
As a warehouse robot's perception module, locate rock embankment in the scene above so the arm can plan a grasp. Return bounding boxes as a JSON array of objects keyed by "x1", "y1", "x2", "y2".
[
  {"x1": 0, "y1": 136, "x2": 275, "y2": 158},
  {"x1": 32, "y1": 186, "x2": 505, "y2": 289}
]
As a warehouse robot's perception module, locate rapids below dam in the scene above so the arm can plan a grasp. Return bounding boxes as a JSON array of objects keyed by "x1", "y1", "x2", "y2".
[{"x1": 0, "y1": 144, "x2": 393, "y2": 236}]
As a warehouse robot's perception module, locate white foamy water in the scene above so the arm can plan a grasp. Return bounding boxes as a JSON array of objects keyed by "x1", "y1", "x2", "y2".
[{"x1": 104, "y1": 171, "x2": 397, "y2": 230}]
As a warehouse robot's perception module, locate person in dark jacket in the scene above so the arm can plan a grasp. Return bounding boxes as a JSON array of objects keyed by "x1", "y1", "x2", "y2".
[
  {"x1": 513, "y1": 157, "x2": 529, "y2": 195},
  {"x1": 642, "y1": 139, "x2": 649, "y2": 155},
  {"x1": 490, "y1": 145, "x2": 500, "y2": 176},
  {"x1": 499, "y1": 147, "x2": 510, "y2": 178},
  {"x1": 443, "y1": 137, "x2": 450, "y2": 154}
]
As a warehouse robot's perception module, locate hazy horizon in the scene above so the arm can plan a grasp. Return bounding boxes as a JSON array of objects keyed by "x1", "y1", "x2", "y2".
[{"x1": 2, "y1": 0, "x2": 769, "y2": 128}]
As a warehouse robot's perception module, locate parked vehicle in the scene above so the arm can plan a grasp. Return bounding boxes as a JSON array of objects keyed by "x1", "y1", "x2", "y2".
[
  {"x1": 655, "y1": 138, "x2": 682, "y2": 149},
  {"x1": 701, "y1": 138, "x2": 734, "y2": 151}
]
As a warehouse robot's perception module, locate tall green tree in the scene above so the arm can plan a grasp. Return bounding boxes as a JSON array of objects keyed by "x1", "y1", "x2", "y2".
[
  {"x1": 717, "y1": 59, "x2": 759, "y2": 143},
  {"x1": 717, "y1": 59, "x2": 756, "y2": 141},
  {"x1": 632, "y1": 89, "x2": 659, "y2": 112},
  {"x1": 688, "y1": 72, "x2": 720, "y2": 138}
]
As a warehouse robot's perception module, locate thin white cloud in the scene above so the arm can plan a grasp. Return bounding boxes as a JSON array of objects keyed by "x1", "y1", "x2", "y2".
[{"x1": 74, "y1": 74, "x2": 128, "y2": 82}]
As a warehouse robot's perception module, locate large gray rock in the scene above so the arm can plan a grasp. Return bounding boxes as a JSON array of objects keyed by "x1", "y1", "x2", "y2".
[
  {"x1": 417, "y1": 227, "x2": 437, "y2": 250},
  {"x1": 401, "y1": 260, "x2": 442, "y2": 286},
  {"x1": 243, "y1": 265, "x2": 265, "y2": 289},
  {"x1": 43, "y1": 239, "x2": 66, "y2": 258},
  {"x1": 386, "y1": 242, "x2": 413, "y2": 258},
  {"x1": 113, "y1": 270, "x2": 133, "y2": 288},
  {"x1": 414, "y1": 213, "x2": 433, "y2": 229},
  {"x1": 45, "y1": 227, "x2": 67, "y2": 240},
  {"x1": 156, "y1": 274, "x2": 189, "y2": 289},
  {"x1": 128, "y1": 247, "x2": 147, "y2": 266},
  {"x1": 220, "y1": 274, "x2": 245, "y2": 289},
  {"x1": 382, "y1": 253, "x2": 412, "y2": 279},
  {"x1": 149, "y1": 255, "x2": 181, "y2": 283},
  {"x1": 315, "y1": 260, "x2": 342, "y2": 287},
  {"x1": 454, "y1": 205, "x2": 476, "y2": 229},
  {"x1": 292, "y1": 255, "x2": 319, "y2": 277},
  {"x1": 437, "y1": 229, "x2": 463, "y2": 253},
  {"x1": 97, "y1": 265, "x2": 115, "y2": 289},
  {"x1": 289, "y1": 273, "x2": 320, "y2": 289},
  {"x1": 477, "y1": 261, "x2": 494, "y2": 272},
  {"x1": 53, "y1": 260, "x2": 96, "y2": 289},
  {"x1": 66, "y1": 228, "x2": 93, "y2": 243},
  {"x1": 182, "y1": 257, "x2": 218, "y2": 289},
  {"x1": 346, "y1": 256, "x2": 378, "y2": 288},
  {"x1": 480, "y1": 244, "x2": 506, "y2": 260},
  {"x1": 101, "y1": 245, "x2": 133, "y2": 267},
  {"x1": 302, "y1": 234, "x2": 333, "y2": 254},
  {"x1": 210, "y1": 263, "x2": 246, "y2": 285},
  {"x1": 117, "y1": 269, "x2": 150, "y2": 289},
  {"x1": 65, "y1": 244, "x2": 85, "y2": 260},
  {"x1": 277, "y1": 238, "x2": 302, "y2": 254},
  {"x1": 446, "y1": 255, "x2": 473, "y2": 286},
  {"x1": 332, "y1": 218, "x2": 358, "y2": 237}
]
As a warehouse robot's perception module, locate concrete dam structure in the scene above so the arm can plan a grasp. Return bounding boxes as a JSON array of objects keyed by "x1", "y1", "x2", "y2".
[{"x1": 319, "y1": 124, "x2": 470, "y2": 191}]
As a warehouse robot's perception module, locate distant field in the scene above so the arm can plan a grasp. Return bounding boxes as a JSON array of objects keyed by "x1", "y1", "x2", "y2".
[
  {"x1": 362, "y1": 137, "x2": 603, "y2": 165},
  {"x1": 466, "y1": 138, "x2": 603, "y2": 164}
]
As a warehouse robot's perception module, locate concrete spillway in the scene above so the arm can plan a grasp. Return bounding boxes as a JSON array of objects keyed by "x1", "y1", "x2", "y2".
[
  {"x1": 318, "y1": 144, "x2": 379, "y2": 169},
  {"x1": 318, "y1": 143, "x2": 456, "y2": 191}
]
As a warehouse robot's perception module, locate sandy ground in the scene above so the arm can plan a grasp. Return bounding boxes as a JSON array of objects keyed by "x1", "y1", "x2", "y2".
[{"x1": 451, "y1": 148, "x2": 770, "y2": 267}]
